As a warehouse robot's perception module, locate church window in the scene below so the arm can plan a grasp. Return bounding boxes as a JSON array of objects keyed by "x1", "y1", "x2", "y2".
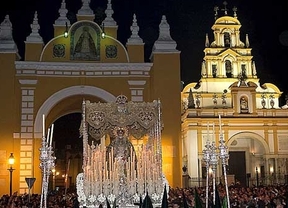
[
  {"x1": 224, "y1": 32, "x2": 231, "y2": 47},
  {"x1": 212, "y1": 64, "x2": 217, "y2": 78},
  {"x1": 225, "y1": 60, "x2": 232, "y2": 78},
  {"x1": 241, "y1": 64, "x2": 247, "y2": 78}
]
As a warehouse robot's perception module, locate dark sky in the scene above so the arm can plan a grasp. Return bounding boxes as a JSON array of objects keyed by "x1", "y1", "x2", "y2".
[
  {"x1": 1, "y1": 0, "x2": 287, "y2": 155},
  {"x1": 1, "y1": 0, "x2": 288, "y2": 102}
]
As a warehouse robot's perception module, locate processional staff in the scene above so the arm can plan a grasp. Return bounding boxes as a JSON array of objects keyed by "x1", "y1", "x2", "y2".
[
  {"x1": 202, "y1": 115, "x2": 230, "y2": 208},
  {"x1": 40, "y1": 114, "x2": 56, "y2": 208},
  {"x1": 203, "y1": 141, "x2": 210, "y2": 208},
  {"x1": 218, "y1": 115, "x2": 230, "y2": 208},
  {"x1": 202, "y1": 123, "x2": 211, "y2": 208},
  {"x1": 203, "y1": 123, "x2": 218, "y2": 207}
]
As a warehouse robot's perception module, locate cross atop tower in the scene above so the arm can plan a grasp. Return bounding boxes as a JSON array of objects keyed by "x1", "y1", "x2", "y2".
[
  {"x1": 221, "y1": 1, "x2": 228, "y2": 15},
  {"x1": 232, "y1": 6, "x2": 238, "y2": 18},
  {"x1": 214, "y1": 6, "x2": 219, "y2": 19}
]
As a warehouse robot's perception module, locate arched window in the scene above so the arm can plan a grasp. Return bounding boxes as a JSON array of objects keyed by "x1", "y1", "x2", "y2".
[
  {"x1": 224, "y1": 32, "x2": 231, "y2": 47},
  {"x1": 225, "y1": 60, "x2": 232, "y2": 78},
  {"x1": 241, "y1": 64, "x2": 247, "y2": 78}
]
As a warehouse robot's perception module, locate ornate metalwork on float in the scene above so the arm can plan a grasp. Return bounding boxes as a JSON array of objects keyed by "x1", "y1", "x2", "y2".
[
  {"x1": 202, "y1": 115, "x2": 230, "y2": 208},
  {"x1": 76, "y1": 95, "x2": 168, "y2": 208},
  {"x1": 39, "y1": 115, "x2": 56, "y2": 208}
]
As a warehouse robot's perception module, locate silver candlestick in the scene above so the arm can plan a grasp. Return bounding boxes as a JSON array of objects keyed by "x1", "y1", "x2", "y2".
[
  {"x1": 218, "y1": 121, "x2": 230, "y2": 208},
  {"x1": 39, "y1": 134, "x2": 56, "y2": 208},
  {"x1": 202, "y1": 116, "x2": 230, "y2": 208},
  {"x1": 209, "y1": 141, "x2": 218, "y2": 205},
  {"x1": 202, "y1": 141, "x2": 211, "y2": 208}
]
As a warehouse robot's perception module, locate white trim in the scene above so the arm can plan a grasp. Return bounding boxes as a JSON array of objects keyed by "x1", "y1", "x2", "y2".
[
  {"x1": 19, "y1": 79, "x2": 38, "y2": 85},
  {"x1": 15, "y1": 61, "x2": 153, "y2": 77},
  {"x1": 128, "y1": 80, "x2": 146, "y2": 85},
  {"x1": 34, "y1": 86, "x2": 116, "y2": 136}
]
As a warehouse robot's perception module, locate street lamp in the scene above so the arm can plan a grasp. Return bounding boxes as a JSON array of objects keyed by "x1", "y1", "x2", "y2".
[
  {"x1": 256, "y1": 167, "x2": 259, "y2": 186},
  {"x1": 7, "y1": 153, "x2": 15, "y2": 196},
  {"x1": 52, "y1": 168, "x2": 56, "y2": 190},
  {"x1": 51, "y1": 169, "x2": 60, "y2": 190}
]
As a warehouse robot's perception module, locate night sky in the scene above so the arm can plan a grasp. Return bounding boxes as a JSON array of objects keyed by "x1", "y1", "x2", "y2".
[
  {"x1": 1, "y1": 0, "x2": 288, "y2": 96},
  {"x1": 0, "y1": 0, "x2": 287, "y2": 155}
]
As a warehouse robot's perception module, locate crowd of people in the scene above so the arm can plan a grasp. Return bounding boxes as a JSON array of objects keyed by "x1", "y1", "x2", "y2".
[
  {"x1": 0, "y1": 184, "x2": 287, "y2": 208},
  {"x1": 168, "y1": 184, "x2": 288, "y2": 208},
  {"x1": 0, "y1": 189, "x2": 79, "y2": 208}
]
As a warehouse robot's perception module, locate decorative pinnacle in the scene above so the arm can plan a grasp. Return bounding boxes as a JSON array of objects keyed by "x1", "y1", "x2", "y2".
[
  {"x1": 103, "y1": 0, "x2": 117, "y2": 26},
  {"x1": 127, "y1": 14, "x2": 143, "y2": 44},
  {"x1": 26, "y1": 11, "x2": 43, "y2": 42}
]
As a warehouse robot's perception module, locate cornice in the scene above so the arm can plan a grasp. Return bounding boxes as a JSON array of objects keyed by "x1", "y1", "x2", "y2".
[
  {"x1": 205, "y1": 48, "x2": 252, "y2": 57},
  {"x1": 15, "y1": 61, "x2": 153, "y2": 77}
]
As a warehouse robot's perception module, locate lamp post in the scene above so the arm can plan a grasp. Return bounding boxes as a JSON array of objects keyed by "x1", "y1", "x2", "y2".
[
  {"x1": 7, "y1": 153, "x2": 15, "y2": 196},
  {"x1": 256, "y1": 167, "x2": 259, "y2": 186},
  {"x1": 51, "y1": 169, "x2": 59, "y2": 190}
]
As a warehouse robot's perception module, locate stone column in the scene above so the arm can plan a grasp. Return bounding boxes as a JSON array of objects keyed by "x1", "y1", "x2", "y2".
[{"x1": 18, "y1": 79, "x2": 38, "y2": 194}]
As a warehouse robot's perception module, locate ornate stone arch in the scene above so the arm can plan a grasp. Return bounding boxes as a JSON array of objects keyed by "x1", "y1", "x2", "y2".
[
  {"x1": 220, "y1": 29, "x2": 233, "y2": 47},
  {"x1": 225, "y1": 60, "x2": 233, "y2": 77},
  {"x1": 227, "y1": 131, "x2": 270, "y2": 154},
  {"x1": 34, "y1": 85, "x2": 116, "y2": 137}
]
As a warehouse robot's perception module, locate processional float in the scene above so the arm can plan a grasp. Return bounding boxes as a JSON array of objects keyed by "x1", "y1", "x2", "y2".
[{"x1": 76, "y1": 95, "x2": 168, "y2": 208}]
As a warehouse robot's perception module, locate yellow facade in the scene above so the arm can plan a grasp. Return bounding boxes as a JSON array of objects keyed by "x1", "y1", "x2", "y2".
[
  {"x1": 1, "y1": 1, "x2": 287, "y2": 197},
  {"x1": 0, "y1": 6, "x2": 181, "y2": 195},
  {"x1": 181, "y1": 8, "x2": 288, "y2": 187}
]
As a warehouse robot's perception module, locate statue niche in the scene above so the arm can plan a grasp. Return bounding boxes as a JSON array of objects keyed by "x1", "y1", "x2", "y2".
[
  {"x1": 240, "y1": 96, "x2": 249, "y2": 113},
  {"x1": 70, "y1": 22, "x2": 101, "y2": 61}
]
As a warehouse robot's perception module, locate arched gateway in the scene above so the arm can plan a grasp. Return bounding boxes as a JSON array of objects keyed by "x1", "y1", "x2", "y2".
[
  {"x1": 34, "y1": 86, "x2": 116, "y2": 135},
  {"x1": 0, "y1": 0, "x2": 182, "y2": 196}
]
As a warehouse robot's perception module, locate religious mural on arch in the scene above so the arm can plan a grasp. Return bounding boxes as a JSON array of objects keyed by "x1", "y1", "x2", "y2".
[{"x1": 70, "y1": 21, "x2": 101, "y2": 61}]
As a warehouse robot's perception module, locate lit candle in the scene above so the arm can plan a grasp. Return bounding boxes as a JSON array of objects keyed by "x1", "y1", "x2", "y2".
[
  {"x1": 133, "y1": 152, "x2": 135, "y2": 165},
  {"x1": 144, "y1": 155, "x2": 147, "y2": 182},
  {"x1": 130, "y1": 147, "x2": 133, "y2": 163},
  {"x1": 219, "y1": 114, "x2": 222, "y2": 133},
  {"x1": 105, "y1": 161, "x2": 108, "y2": 180},
  {"x1": 103, "y1": 162, "x2": 106, "y2": 181},
  {"x1": 109, "y1": 152, "x2": 112, "y2": 173},
  {"x1": 113, "y1": 161, "x2": 116, "y2": 174},
  {"x1": 42, "y1": 114, "x2": 45, "y2": 137},
  {"x1": 213, "y1": 123, "x2": 215, "y2": 140},
  {"x1": 207, "y1": 122, "x2": 210, "y2": 141},
  {"x1": 127, "y1": 161, "x2": 130, "y2": 181},
  {"x1": 99, "y1": 162, "x2": 102, "y2": 182},
  {"x1": 46, "y1": 128, "x2": 50, "y2": 144},
  {"x1": 50, "y1": 124, "x2": 54, "y2": 146}
]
